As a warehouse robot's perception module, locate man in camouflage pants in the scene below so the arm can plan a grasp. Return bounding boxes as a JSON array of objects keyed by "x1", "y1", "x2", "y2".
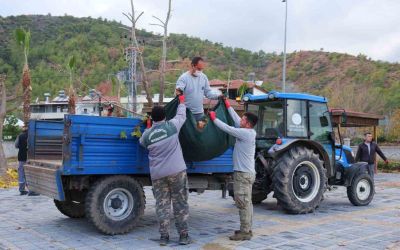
[
  {"x1": 140, "y1": 95, "x2": 192, "y2": 246},
  {"x1": 209, "y1": 98, "x2": 258, "y2": 241}
]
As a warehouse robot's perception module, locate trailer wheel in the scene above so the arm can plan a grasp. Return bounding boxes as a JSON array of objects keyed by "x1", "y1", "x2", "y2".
[
  {"x1": 54, "y1": 199, "x2": 85, "y2": 218},
  {"x1": 85, "y1": 176, "x2": 145, "y2": 235},
  {"x1": 347, "y1": 173, "x2": 374, "y2": 206},
  {"x1": 272, "y1": 146, "x2": 327, "y2": 214}
]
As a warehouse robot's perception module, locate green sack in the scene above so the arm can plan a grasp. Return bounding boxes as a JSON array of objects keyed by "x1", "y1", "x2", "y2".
[{"x1": 165, "y1": 97, "x2": 235, "y2": 162}]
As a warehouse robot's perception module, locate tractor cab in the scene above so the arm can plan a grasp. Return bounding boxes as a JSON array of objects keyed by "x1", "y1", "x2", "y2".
[{"x1": 240, "y1": 91, "x2": 374, "y2": 213}]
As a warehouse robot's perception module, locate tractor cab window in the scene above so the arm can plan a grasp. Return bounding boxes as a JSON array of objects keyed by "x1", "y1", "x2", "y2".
[
  {"x1": 248, "y1": 100, "x2": 284, "y2": 138},
  {"x1": 309, "y1": 102, "x2": 332, "y2": 141},
  {"x1": 286, "y1": 100, "x2": 308, "y2": 137}
]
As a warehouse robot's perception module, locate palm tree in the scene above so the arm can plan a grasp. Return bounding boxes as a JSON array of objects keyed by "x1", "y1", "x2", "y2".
[
  {"x1": 67, "y1": 55, "x2": 76, "y2": 114},
  {"x1": 15, "y1": 28, "x2": 32, "y2": 125}
]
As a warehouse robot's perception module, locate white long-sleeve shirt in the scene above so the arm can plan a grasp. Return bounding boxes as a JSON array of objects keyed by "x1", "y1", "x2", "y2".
[
  {"x1": 176, "y1": 71, "x2": 219, "y2": 114},
  {"x1": 213, "y1": 107, "x2": 256, "y2": 174}
]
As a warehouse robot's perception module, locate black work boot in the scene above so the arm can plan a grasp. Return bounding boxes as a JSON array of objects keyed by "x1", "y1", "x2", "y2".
[
  {"x1": 159, "y1": 234, "x2": 169, "y2": 246},
  {"x1": 179, "y1": 233, "x2": 193, "y2": 245},
  {"x1": 229, "y1": 231, "x2": 252, "y2": 241},
  {"x1": 235, "y1": 230, "x2": 253, "y2": 236}
]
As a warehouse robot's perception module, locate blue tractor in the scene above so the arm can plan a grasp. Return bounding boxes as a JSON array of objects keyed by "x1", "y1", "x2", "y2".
[{"x1": 241, "y1": 91, "x2": 375, "y2": 213}]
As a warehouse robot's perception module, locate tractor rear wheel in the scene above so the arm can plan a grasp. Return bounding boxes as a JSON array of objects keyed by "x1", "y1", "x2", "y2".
[
  {"x1": 347, "y1": 173, "x2": 374, "y2": 206},
  {"x1": 272, "y1": 146, "x2": 327, "y2": 214},
  {"x1": 54, "y1": 199, "x2": 85, "y2": 218},
  {"x1": 85, "y1": 176, "x2": 145, "y2": 235}
]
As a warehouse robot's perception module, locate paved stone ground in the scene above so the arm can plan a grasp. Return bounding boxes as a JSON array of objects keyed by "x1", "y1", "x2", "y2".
[{"x1": 0, "y1": 173, "x2": 399, "y2": 250}]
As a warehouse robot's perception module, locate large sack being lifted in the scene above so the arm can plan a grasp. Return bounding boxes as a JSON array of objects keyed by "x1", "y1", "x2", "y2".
[{"x1": 165, "y1": 97, "x2": 235, "y2": 162}]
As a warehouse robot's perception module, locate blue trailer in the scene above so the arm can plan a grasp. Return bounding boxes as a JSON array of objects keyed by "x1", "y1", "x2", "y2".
[
  {"x1": 25, "y1": 115, "x2": 234, "y2": 234},
  {"x1": 25, "y1": 92, "x2": 374, "y2": 235}
]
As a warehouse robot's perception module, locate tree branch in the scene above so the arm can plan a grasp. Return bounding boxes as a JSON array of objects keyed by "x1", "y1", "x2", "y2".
[
  {"x1": 119, "y1": 26, "x2": 131, "y2": 31},
  {"x1": 166, "y1": 68, "x2": 183, "y2": 72},
  {"x1": 6, "y1": 105, "x2": 20, "y2": 113},
  {"x1": 149, "y1": 23, "x2": 165, "y2": 28},
  {"x1": 152, "y1": 15, "x2": 165, "y2": 25},
  {"x1": 122, "y1": 12, "x2": 133, "y2": 23},
  {"x1": 135, "y1": 11, "x2": 144, "y2": 23}
]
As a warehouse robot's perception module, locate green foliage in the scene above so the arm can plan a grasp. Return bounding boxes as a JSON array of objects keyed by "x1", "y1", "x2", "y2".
[
  {"x1": 119, "y1": 130, "x2": 127, "y2": 139},
  {"x1": 237, "y1": 83, "x2": 248, "y2": 99},
  {"x1": 131, "y1": 126, "x2": 142, "y2": 138},
  {"x1": 378, "y1": 160, "x2": 400, "y2": 172},
  {"x1": 14, "y1": 28, "x2": 30, "y2": 64},
  {"x1": 3, "y1": 115, "x2": 21, "y2": 141},
  {"x1": 68, "y1": 55, "x2": 76, "y2": 70}
]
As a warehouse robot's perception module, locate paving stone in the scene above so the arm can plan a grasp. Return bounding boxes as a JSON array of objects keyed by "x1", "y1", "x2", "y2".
[{"x1": 0, "y1": 173, "x2": 399, "y2": 249}]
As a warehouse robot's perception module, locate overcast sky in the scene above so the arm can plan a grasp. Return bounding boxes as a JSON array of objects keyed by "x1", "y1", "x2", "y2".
[{"x1": 2, "y1": 0, "x2": 400, "y2": 62}]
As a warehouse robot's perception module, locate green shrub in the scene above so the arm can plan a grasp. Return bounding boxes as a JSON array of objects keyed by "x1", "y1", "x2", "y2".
[{"x1": 378, "y1": 160, "x2": 400, "y2": 172}]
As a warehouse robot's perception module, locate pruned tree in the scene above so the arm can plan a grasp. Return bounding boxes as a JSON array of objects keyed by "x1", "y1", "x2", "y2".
[
  {"x1": 15, "y1": 28, "x2": 32, "y2": 125},
  {"x1": 67, "y1": 55, "x2": 76, "y2": 114},
  {"x1": 122, "y1": 0, "x2": 153, "y2": 106},
  {"x1": 150, "y1": 0, "x2": 172, "y2": 104}
]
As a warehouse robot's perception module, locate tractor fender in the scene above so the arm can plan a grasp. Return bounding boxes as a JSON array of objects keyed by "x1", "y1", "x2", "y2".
[
  {"x1": 268, "y1": 139, "x2": 333, "y2": 178},
  {"x1": 343, "y1": 162, "x2": 369, "y2": 187}
]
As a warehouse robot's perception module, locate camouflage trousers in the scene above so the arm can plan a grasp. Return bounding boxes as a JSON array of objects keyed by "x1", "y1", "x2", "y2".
[
  {"x1": 152, "y1": 170, "x2": 189, "y2": 236},
  {"x1": 233, "y1": 171, "x2": 255, "y2": 233}
]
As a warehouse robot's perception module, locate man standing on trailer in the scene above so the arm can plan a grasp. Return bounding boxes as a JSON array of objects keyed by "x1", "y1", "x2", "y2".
[
  {"x1": 175, "y1": 56, "x2": 221, "y2": 129},
  {"x1": 139, "y1": 95, "x2": 192, "y2": 246}
]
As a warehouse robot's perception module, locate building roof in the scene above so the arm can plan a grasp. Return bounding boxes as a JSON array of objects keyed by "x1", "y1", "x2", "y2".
[
  {"x1": 203, "y1": 98, "x2": 244, "y2": 111},
  {"x1": 330, "y1": 109, "x2": 384, "y2": 127}
]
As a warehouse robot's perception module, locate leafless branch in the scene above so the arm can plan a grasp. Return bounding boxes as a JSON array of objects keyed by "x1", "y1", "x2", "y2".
[
  {"x1": 119, "y1": 26, "x2": 131, "y2": 31},
  {"x1": 135, "y1": 11, "x2": 144, "y2": 23},
  {"x1": 166, "y1": 68, "x2": 183, "y2": 72},
  {"x1": 152, "y1": 15, "x2": 165, "y2": 26},
  {"x1": 149, "y1": 23, "x2": 164, "y2": 28},
  {"x1": 122, "y1": 12, "x2": 133, "y2": 23}
]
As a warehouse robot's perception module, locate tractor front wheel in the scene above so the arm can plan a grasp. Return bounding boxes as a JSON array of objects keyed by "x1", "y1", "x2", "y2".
[{"x1": 347, "y1": 173, "x2": 374, "y2": 206}]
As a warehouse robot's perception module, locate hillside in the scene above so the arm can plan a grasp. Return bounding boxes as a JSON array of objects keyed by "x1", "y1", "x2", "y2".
[{"x1": 1, "y1": 14, "x2": 400, "y2": 117}]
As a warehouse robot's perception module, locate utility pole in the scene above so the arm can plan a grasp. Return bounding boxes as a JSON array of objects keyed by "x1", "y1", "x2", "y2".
[
  {"x1": 125, "y1": 46, "x2": 138, "y2": 114},
  {"x1": 282, "y1": 0, "x2": 288, "y2": 93}
]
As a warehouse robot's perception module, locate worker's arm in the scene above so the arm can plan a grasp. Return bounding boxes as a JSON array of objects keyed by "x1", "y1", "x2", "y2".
[
  {"x1": 175, "y1": 75, "x2": 186, "y2": 95},
  {"x1": 213, "y1": 118, "x2": 248, "y2": 141},
  {"x1": 203, "y1": 75, "x2": 220, "y2": 100},
  {"x1": 170, "y1": 96, "x2": 187, "y2": 131},
  {"x1": 375, "y1": 144, "x2": 388, "y2": 162},
  {"x1": 227, "y1": 106, "x2": 241, "y2": 128},
  {"x1": 354, "y1": 144, "x2": 361, "y2": 162}
]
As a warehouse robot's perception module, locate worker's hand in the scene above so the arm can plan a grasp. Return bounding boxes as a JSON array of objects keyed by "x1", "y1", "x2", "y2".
[
  {"x1": 146, "y1": 118, "x2": 152, "y2": 128},
  {"x1": 209, "y1": 111, "x2": 216, "y2": 121},
  {"x1": 385, "y1": 160, "x2": 389, "y2": 165},
  {"x1": 179, "y1": 94, "x2": 185, "y2": 104},
  {"x1": 175, "y1": 88, "x2": 183, "y2": 96},
  {"x1": 224, "y1": 98, "x2": 231, "y2": 109}
]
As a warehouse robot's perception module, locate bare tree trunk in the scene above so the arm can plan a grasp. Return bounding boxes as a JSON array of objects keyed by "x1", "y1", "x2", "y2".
[
  {"x1": 126, "y1": 0, "x2": 153, "y2": 106},
  {"x1": 0, "y1": 75, "x2": 8, "y2": 176},
  {"x1": 157, "y1": 0, "x2": 172, "y2": 104},
  {"x1": 68, "y1": 85, "x2": 76, "y2": 114},
  {"x1": 21, "y1": 64, "x2": 31, "y2": 125}
]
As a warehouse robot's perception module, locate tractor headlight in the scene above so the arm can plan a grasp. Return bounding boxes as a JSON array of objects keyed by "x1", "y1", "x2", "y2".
[
  {"x1": 243, "y1": 96, "x2": 249, "y2": 102},
  {"x1": 268, "y1": 93, "x2": 275, "y2": 99}
]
